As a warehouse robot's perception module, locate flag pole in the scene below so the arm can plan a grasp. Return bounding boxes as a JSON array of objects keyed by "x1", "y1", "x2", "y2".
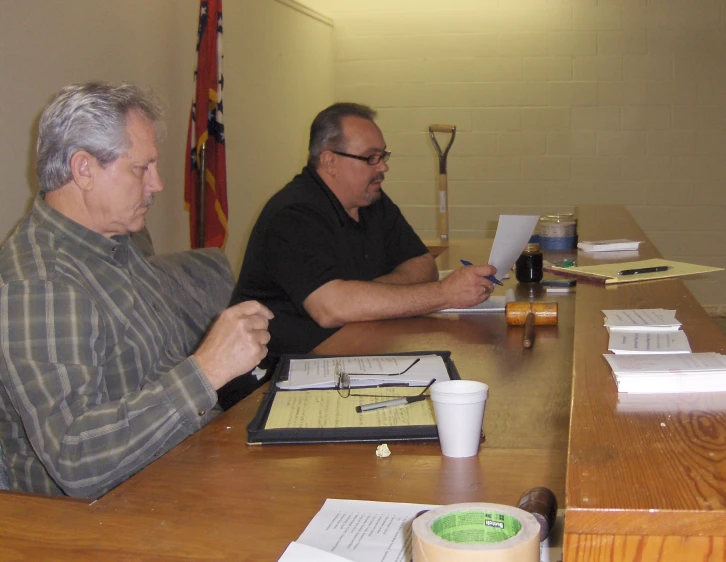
[
  {"x1": 197, "y1": 142, "x2": 207, "y2": 248},
  {"x1": 185, "y1": 0, "x2": 227, "y2": 249}
]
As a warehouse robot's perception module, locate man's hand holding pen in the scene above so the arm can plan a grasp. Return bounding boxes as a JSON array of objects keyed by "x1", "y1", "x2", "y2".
[
  {"x1": 460, "y1": 259, "x2": 503, "y2": 286},
  {"x1": 440, "y1": 262, "x2": 497, "y2": 309}
]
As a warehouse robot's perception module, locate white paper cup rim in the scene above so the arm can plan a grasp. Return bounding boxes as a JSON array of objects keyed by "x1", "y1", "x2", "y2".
[{"x1": 431, "y1": 380, "x2": 489, "y2": 398}]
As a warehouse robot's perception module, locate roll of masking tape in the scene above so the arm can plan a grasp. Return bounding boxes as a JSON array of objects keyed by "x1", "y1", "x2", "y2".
[{"x1": 412, "y1": 503, "x2": 540, "y2": 562}]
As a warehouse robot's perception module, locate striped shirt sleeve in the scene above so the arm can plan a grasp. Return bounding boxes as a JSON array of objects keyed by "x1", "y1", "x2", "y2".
[{"x1": 0, "y1": 278, "x2": 217, "y2": 498}]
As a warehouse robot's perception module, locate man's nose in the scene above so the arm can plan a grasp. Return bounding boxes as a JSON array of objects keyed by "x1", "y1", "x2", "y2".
[{"x1": 148, "y1": 167, "x2": 165, "y2": 193}]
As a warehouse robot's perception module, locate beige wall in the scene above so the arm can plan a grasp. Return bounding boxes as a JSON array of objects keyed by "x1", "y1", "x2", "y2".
[
  {"x1": 0, "y1": 0, "x2": 333, "y2": 274},
  {"x1": 224, "y1": 0, "x2": 334, "y2": 271},
  {"x1": 306, "y1": 0, "x2": 726, "y2": 308},
  {"x1": 0, "y1": 0, "x2": 198, "y2": 253}
]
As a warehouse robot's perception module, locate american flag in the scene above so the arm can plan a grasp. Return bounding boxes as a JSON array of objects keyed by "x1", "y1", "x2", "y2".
[{"x1": 184, "y1": 0, "x2": 228, "y2": 249}]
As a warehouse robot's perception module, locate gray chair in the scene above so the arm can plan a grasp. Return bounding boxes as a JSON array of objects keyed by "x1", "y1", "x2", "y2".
[
  {"x1": 0, "y1": 445, "x2": 9, "y2": 490},
  {"x1": 148, "y1": 248, "x2": 235, "y2": 353},
  {"x1": 131, "y1": 228, "x2": 235, "y2": 353}
]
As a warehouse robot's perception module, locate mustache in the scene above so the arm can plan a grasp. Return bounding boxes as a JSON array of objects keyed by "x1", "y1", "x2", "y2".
[
  {"x1": 142, "y1": 195, "x2": 155, "y2": 208},
  {"x1": 370, "y1": 173, "x2": 385, "y2": 184}
]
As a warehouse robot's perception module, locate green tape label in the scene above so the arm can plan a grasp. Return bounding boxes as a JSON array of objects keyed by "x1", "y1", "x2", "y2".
[{"x1": 430, "y1": 510, "x2": 522, "y2": 544}]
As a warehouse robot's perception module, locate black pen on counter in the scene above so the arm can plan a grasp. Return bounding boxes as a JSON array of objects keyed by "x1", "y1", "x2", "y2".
[
  {"x1": 356, "y1": 380, "x2": 436, "y2": 413},
  {"x1": 617, "y1": 266, "x2": 670, "y2": 276},
  {"x1": 460, "y1": 259, "x2": 503, "y2": 286}
]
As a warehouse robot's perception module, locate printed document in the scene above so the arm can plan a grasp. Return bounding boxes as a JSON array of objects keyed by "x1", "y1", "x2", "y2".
[
  {"x1": 608, "y1": 330, "x2": 691, "y2": 354},
  {"x1": 605, "y1": 352, "x2": 726, "y2": 394},
  {"x1": 278, "y1": 499, "x2": 563, "y2": 562},
  {"x1": 278, "y1": 355, "x2": 448, "y2": 390},
  {"x1": 603, "y1": 309, "x2": 681, "y2": 332}
]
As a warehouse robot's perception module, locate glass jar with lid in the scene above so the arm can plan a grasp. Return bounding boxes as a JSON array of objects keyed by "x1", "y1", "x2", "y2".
[
  {"x1": 515, "y1": 243, "x2": 543, "y2": 283},
  {"x1": 538, "y1": 213, "x2": 577, "y2": 250}
]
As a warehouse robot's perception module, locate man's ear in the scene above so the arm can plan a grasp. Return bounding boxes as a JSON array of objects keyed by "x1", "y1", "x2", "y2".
[
  {"x1": 69, "y1": 151, "x2": 95, "y2": 191},
  {"x1": 319, "y1": 150, "x2": 337, "y2": 177}
]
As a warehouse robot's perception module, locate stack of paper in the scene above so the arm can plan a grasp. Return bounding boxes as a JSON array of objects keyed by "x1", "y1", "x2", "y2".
[
  {"x1": 277, "y1": 355, "x2": 449, "y2": 390},
  {"x1": 604, "y1": 353, "x2": 726, "y2": 394},
  {"x1": 617, "y1": 391, "x2": 726, "y2": 413},
  {"x1": 605, "y1": 309, "x2": 691, "y2": 356},
  {"x1": 608, "y1": 331, "x2": 691, "y2": 355},
  {"x1": 577, "y1": 239, "x2": 641, "y2": 252},
  {"x1": 603, "y1": 309, "x2": 682, "y2": 332}
]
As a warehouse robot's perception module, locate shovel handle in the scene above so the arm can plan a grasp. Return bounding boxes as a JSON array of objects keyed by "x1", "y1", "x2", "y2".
[
  {"x1": 428, "y1": 125, "x2": 456, "y2": 172},
  {"x1": 428, "y1": 124, "x2": 456, "y2": 244},
  {"x1": 438, "y1": 175, "x2": 448, "y2": 242},
  {"x1": 429, "y1": 124, "x2": 456, "y2": 133}
]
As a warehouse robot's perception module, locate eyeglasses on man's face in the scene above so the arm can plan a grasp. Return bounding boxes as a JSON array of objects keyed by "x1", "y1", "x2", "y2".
[{"x1": 331, "y1": 150, "x2": 391, "y2": 166}]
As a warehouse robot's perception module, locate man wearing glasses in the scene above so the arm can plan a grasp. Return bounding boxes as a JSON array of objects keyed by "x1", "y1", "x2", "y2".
[{"x1": 230, "y1": 103, "x2": 496, "y2": 358}]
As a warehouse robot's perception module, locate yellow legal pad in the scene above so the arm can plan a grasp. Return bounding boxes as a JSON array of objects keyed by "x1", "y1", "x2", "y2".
[
  {"x1": 547, "y1": 258, "x2": 723, "y2": 285},
  {"x1": 265, "y1": 388, "x2": 436, "y2": 429}
]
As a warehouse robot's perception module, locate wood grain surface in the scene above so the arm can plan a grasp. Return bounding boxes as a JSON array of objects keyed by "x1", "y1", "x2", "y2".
[{"x1": 564, "y1": 206, "x2": 726, "y2": 560}]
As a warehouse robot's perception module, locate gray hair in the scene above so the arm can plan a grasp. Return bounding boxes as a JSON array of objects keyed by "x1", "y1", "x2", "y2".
[
  {"x1": 36, "y1": 82, "x2": 164, "y2": 192},
  {"x1": 307, "y1": 102, "x2": 377, "y2": 168}
]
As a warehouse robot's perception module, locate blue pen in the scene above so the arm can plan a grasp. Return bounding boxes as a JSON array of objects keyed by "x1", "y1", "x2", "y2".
[{"x1": 460, "y1": 259, "x2": 503, "y2": 286}]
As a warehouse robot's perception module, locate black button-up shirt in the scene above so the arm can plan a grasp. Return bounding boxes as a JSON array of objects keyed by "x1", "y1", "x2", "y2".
[{"x1": 231, "y1": 166, "x2": 428, "y2": 355}]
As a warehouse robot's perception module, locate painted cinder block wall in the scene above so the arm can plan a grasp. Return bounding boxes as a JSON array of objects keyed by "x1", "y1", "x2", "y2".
[{"x1": 305, "y1": 0, "x2": 726, "y2": 310}]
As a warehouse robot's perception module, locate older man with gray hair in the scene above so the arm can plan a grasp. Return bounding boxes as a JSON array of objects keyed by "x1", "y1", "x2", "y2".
[{"x1": 0, "y1": 82, "x2": 272, "y2": 498}]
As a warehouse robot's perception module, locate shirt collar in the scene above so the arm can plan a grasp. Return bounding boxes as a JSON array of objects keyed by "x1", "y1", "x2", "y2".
[
  {"x1": 303, "y1": 165, "x2": 359, "y2": 228},
  {"x1": 32, "y1": 195, "x2": 131, "y2": 263}
]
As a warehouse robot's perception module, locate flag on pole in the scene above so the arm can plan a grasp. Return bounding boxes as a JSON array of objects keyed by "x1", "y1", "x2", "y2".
[{"x1": 185, "y1": 0, "x2": 228, "y2": 249}]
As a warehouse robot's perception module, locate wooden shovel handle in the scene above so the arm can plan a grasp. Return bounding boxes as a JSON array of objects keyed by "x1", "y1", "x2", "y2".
[{"x1": 429, "y1": 124, "x2": 456, "y2": 133}]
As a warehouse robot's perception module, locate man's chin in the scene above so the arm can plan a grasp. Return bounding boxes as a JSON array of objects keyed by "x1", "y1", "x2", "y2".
[
  {"x1": 129, "y1": 216, "x2": 147, "y2": 233},
  {"x1": 365, "y1": 185, "x2": 382, "y2": 203}
]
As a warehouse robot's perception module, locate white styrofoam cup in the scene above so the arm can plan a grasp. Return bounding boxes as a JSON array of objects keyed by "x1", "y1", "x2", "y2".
[{"x1": 430, "y1": 380, "x2": 489, "y2": 458}]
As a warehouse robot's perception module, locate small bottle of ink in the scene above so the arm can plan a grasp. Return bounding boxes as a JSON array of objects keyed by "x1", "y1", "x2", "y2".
[{"x1": 516, "y1": 243, "x2": 543, "y2": 283}]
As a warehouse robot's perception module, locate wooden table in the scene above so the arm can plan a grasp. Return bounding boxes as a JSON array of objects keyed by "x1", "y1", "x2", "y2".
[
  {"x1": 1, "y1": 205, "x2": 724, "y2": 561},
  {"x1": 564, "y1": 206, "x2": 726, "y2": 560}
]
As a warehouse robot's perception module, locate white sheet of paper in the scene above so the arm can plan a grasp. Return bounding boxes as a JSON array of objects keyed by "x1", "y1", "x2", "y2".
[
  {"x1": 439, "y1": 288, "x2": 515, "y2": 313},
  {"x1": 603, "y1": 309, "x2": 681, "y2": 331},
  {"x1": 604, "y1": 352, "x2": 726, "y2": 375},
  {"x1": 286, "y1": 499, "x2": 563, "y2": 562},
  {"x1": 608, "y1": 330, "x2": 692, "y2": 354},
  {"x1": 488, "y1": 215, "x2": 541, "y2": 280},
  {"x1": 278, "y1": 355, "x2": 449, "y2": 390},
  {"x1": 278, "y1": 542, "x2": 352, "y2": 562},
  {"x1": 295, "y1": 498, "x2": 435, "y2": 562}
]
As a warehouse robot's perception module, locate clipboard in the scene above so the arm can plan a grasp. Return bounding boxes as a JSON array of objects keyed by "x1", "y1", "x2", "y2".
[
  {"x1": 544, "y1": 258, "x2": 723, "y2": 285},
  {"x1": 246, "y1": 350, "x2": 460, "y2": 445}
]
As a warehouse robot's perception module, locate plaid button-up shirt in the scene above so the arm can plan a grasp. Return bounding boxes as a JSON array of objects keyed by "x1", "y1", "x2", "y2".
[{"x1": 0, "y1": 196, "x2": 218, "y2": 498}]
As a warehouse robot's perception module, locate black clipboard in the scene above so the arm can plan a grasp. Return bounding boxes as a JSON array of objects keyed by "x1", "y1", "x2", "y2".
[{"x1": 246, "y1": 350, "x2": 459, "y2": 445}]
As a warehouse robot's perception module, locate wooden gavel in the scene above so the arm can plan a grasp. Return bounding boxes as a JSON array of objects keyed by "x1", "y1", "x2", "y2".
[{"x1": 505, "y1": 302, "x2": 558, "y2": 349}]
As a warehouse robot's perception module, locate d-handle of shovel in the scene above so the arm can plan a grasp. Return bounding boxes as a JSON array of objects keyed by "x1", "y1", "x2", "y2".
[
  {"x1": 428, "y1": 124, "x2": 457, "y2": 173},
  {"x1": 428, "y1": 124, "x2": 456, "y2": 243}
]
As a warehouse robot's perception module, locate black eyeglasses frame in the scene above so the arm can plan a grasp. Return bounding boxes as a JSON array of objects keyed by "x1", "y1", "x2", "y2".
[{"x1": 331, "y1": 150, "x2": 391, "y2": 166}]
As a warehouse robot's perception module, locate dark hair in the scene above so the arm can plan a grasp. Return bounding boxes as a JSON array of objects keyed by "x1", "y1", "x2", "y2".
[
  {"x1": 307, "y1": 103, "x2": 377, "y2": 168},
  {"x1": 36, "y1": 82, "x2": 164, "y2": 192}
]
